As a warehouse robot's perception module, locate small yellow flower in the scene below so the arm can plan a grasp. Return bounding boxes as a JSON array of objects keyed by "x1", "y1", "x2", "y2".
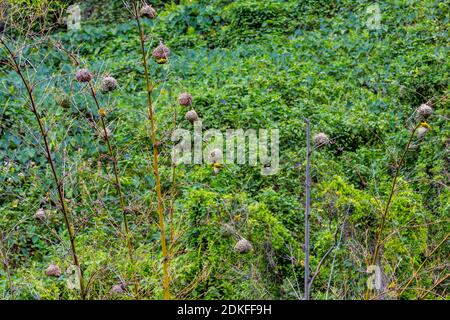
[
  {"x1": 234, "y1": 214, "x2": 241, "y2": 222},
  {"x1": 99, "y1": 108, "x2": 106, "y2": 117}
]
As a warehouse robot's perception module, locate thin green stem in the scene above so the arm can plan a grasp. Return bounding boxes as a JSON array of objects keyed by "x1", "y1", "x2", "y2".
[
  {"x1": 133, "y1": 3, "x2": 170, "y2": 299},
  {"x1": 364, "y1": 122, "x2": 420, "y2": 299},
  {"x1": 87, "y1": 81, "x2": 138, "y2": 295},
  {"x1": 1, "y1": 37, "x2": 85, "y2": 299}
]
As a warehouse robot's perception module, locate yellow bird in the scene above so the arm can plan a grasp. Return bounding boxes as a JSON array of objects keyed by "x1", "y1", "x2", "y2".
[{"x1": 419, "y1": 120, "x2": 431, "y2": 129}]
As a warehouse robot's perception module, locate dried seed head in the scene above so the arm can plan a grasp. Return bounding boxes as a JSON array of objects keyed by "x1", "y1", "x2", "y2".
[
  {"x1": 110, "y1": 284, "x2": 125, "y2": 295},
  {"x1": 45, "y1": 264, "x2": 62, "y2": 277},
  {"x1": 416, "y1": 103, "x2": 432, "y2": 119},
  {"x1": 98, "y1": 127, "x2": 112, "y2": 140},
  {"x1": 210, "y1": 148, "x2": 223, "y2": 164},
  {"x1": 185, "y1": 109, "x2": 198, "y2": 122},
  {"x1": 313, "y1": 132, "x2": 330, "y2": 147},
  {"x1": 101, "y1": 76, "x2": 118, "y2": 93},
  {"x1": 152, "y1": 41, "x2": 170, "y2": 64},
  {"x1": 234, "y1": 238, "x2": 252, "y2": 253},
  {"x1": 178, "y1": 92, "x2": 193, "y2": 106},
  {"x1": 417, "y1": 126, "x2": 428, "y2": 139},
  {"x1": 34, "y1": 208, "x2": 47, "y2": 220},
  {"x1": 140, "y1": 4, "x2": 157, "y2": 19},
  {"x1": 75, "y1": 68, "x2": 92, "y2": 83}
]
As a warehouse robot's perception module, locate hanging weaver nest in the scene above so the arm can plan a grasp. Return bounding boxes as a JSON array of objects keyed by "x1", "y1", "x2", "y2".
[
  {"x1": 313, "y1": 132, "x2": 330, "y2": 147},
  {"x1": 416, "y1": 103, "x2": 432, "y2": 119},
  {"x1": 185, "y1": 109, "x2": 199, "y2": 122},
  {"x1": 101, "y1": 76, "x2": 118, "y2": 93},
  {"x1": 140, "y1": 4, "x2": 157, "y2": 19},
  {"x1": 45, "y1": 264, "x2": 62, "y2": 277},
  {"x1": 152, "y1": 41, "x2": 170, "y2": 64},
  {"x1": 178, "y1": 92, "x2": 193, "y2": 106},
  {"x1": 75, "y1": 68, "x2": 92, "y2": 83},
  {"x1": 234, "y1": 238, "x2": 252, "y2": 253}
]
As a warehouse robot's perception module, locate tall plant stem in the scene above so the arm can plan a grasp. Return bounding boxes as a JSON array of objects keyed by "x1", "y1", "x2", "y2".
[
  {"x1": 0, "y1": 38, "x2": 85, "y2": 299},
  {"x1": 48, "y1": 39, "x2": 138, "y2": 294},
  {"x1": 168, "y1": 103, "x2": 178, "y2": 276},
  {"x1": 364, "y1": 123, "x2": 420, "y2": 300},
  {"x1": 133, "y1": 6, "x2": 170, "y2": 299},
  {"x1": 304, "y1": 118, "x2": 311, "y2": 300},
  {"x1": 86, "y1": 82, "x2": 138, "y2": 295}
]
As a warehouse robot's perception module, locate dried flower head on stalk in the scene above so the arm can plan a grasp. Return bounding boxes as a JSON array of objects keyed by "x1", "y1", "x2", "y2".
[{"x1": 152, "y1": 41, "x2": 170, "y2": 64}]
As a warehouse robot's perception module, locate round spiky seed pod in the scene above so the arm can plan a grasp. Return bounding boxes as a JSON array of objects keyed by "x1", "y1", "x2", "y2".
[
  {"x1": 140, "y1": 4, "x2": 157, "y2": 19},
  {"x1": 185, "y1": 109, "x2": 198, "y2": 122},
  {"x1": 34, "y1": 208, "x2": 46, "y2": 220},
  {"x1": 210, "y1": 148, "x2": 223, "y2": 164},
  {"x1": 152, "y1": 42, "x2": 170, "y2": 64},
  {"x1": 417, "y1": 126, "x2": 428, "y2": 139},
  {"x1": 101, "y1": 76, "x2": 118, "y2": 93},
  {"x1": 178, "y1": 92, "x2": 193, "y2": 106},
  {"x1": 416, "y1": 103, "x2": 432, "y2": 119},
  {"x1": 110, "y1": 284, "x2": 125, "y2": 295},
  {"x1": 313, "y1": 132, "x2": 330, "y2": 147},
  {"x1": 45, "y1": 264, "x2": 62, "y2": 277},
  {"x1": 234, "y1": 238, "x2": 252, "y2": 253},
  {"x1": 75, "y1": 68, "x2": 92, "y2": 83}
]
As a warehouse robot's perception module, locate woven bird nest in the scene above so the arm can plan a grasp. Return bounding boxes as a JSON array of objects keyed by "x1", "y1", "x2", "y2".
[{"x1": 234, "y1": 238, "x2": 252, "y2": 253}]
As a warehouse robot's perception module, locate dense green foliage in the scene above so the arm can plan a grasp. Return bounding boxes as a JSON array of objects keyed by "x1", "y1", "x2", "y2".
[{"x1": 0, "y1": 0, "x2": 448, "y2": 300}]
